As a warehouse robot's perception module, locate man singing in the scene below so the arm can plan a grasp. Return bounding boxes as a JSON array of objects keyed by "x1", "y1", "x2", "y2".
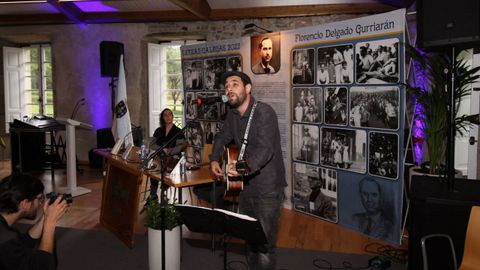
[{"x1": 210, "y1": 71, "x2": 286, "y2": 269}]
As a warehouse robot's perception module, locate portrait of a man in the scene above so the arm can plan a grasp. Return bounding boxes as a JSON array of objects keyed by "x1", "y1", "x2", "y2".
[
  {"x1": 352, "y1": 177, "x2": 393, "y2": 240},
  {"x1": 251, "y1": 33, "x2": 280, "y2": 74}
]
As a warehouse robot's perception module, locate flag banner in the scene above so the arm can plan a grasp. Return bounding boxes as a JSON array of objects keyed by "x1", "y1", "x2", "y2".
[{"x1": 112, "y1": 54, "x2": 133, "y2": 147}]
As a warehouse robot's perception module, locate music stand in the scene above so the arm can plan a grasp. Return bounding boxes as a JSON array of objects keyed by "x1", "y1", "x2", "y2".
[{"x1": 175, "y1": 205, "x2": 267, "y2": 270}]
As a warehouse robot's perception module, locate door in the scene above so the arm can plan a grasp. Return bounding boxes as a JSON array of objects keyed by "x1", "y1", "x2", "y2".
[
  {"x1": 3, "y1": 46, "x2": 24, "y2": 132},
  {"x1": 148, "y1": 43, "x2": 164, "y2": 136},
  {"x1": 467, "y1": 52, "x2": 480, "y2": 179}
]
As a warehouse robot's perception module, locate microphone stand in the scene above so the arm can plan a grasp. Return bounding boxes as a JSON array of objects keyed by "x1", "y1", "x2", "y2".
[{"x1": 140, "y1": 121, "x2": 192, "y2": 270}]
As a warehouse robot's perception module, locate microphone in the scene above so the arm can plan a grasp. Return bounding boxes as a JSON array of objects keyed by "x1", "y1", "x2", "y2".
[
  {"x1": 197, "y1": 95, "x2": 228, "y2": 106},
  {"x1": 465, "y1": 114, "x2": 480, "y2": 125},
  {"x1": 70, "y1": 98, "x2": 86, "y2": 119}
]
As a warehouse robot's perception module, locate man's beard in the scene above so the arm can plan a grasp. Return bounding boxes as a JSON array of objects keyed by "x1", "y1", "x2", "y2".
[
  {"x1": 22, "y1": 204, "x2": 40, "y2": 220},
  {"x1": 228, "y1": 91, "x2": 247, "y2": 108}
]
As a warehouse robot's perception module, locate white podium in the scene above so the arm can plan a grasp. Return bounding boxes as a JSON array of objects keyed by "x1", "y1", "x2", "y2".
[{"x1": 56, "y1": 118, "x2": 92, "y2": 197}]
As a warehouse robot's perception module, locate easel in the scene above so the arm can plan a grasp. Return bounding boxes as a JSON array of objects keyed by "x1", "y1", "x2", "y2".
[{"x1": 175, "y1": 205, "x2": 267, "y2": 270}]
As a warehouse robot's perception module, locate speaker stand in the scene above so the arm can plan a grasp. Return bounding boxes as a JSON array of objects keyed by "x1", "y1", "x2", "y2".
[{"x1": 109, "y1": 77, "x2": 118, "y2": 119}]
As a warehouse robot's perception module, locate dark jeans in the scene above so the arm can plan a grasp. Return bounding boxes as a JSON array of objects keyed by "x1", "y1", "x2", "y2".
[{"x1": 239, "y1": 190, "x2": 285, "y2": 270}]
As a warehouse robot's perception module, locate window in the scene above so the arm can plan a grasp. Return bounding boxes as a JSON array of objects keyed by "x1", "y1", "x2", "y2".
[
  {"x1": 148, "y1": 41, "x2": 202, "y2": 135},
  {"x1": 164, "y1": 45, "x2": 183, "y2": 126},
  {"x1": 25, "y1": 45, "x2": 54, "y2": 117},
  {"x1": 3, "y1": 44, "x2": 54, "y2": 131}
]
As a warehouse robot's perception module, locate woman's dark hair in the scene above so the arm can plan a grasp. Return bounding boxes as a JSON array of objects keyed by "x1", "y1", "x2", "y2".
[
  {"x1": 159, "y1": 108, "x2": 173, "y2": 128},
  {"x1": 0, "y1": 173, "x2": 44, "y2": 214}
]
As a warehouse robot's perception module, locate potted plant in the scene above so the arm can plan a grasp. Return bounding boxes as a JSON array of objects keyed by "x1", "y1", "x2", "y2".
[
  {"x1": 407, "y1": 45, "x2": 480, "y2": 175},
  {"x1": 143, "y1": 197, "x2": 182, "y2": 270}
]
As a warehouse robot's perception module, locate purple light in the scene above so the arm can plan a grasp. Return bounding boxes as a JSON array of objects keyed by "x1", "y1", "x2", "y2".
[
  {"x1": 411, "y1": 48, "x2": 429, "y2": 165},
  {"x1": 74, "y1": 2, "x2": 119, "y2": 12}
]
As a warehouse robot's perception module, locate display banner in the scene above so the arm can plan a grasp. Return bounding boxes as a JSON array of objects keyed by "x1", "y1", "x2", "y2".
[
  {"x1": 181, "y1": 39, "x2": 245, "y2": 163},
  {"x1": 181, "y1": 9, "x2": 406, "y2": 244}
]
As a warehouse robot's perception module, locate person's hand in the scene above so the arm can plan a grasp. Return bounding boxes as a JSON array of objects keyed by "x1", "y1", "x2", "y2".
[
  {"x1": 210, "y1": 161, "x2": 224, "y2": 178},
  {"x1": 43, "y1": 196, "x2": 69, "y2": 228},
  {"x1": 162, "y1": 148, "x2": 171, "y2": 155},
  {"x1": 227, "y1": 160, "x2": 241, "y2": 177}
]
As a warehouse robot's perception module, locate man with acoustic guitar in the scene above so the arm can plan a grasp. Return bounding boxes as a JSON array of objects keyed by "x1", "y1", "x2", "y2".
[{"x1": 210, "y1": 71, "x2": 287, "y2": 270}]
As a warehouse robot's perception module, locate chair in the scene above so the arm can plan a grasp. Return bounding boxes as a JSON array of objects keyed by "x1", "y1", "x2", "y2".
[
  {"x1": 421, "y1": 206, "x2": 480, "y2": 270},
  {"x1": 458, "y1": 206, "x2": 480, "y2": 270}
]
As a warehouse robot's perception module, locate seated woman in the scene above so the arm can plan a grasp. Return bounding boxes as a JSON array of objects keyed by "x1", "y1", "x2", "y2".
[{"x1": 149, "y1": 108, "x2": 185, "y2": 200}]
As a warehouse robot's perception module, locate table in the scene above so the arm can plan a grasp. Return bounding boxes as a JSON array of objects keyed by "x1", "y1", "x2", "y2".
[{"x1": 95, "y1": 149, "x2": 216, "y2": 248}]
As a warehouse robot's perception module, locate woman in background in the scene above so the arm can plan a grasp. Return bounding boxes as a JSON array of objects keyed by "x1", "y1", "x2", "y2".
[{"x1": 149, "y1": 108, "x2": 184, "y2": 200}]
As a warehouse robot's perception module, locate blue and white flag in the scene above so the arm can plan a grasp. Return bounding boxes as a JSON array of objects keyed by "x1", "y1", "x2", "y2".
[{"x1": 111, "y1": 54, "x2": 133, "y2": 146}]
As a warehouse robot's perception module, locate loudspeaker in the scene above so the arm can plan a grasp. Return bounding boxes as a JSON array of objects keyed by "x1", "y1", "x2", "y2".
[
  {"x1": 100, "y1": 41, "x2": 124, "y2": 77},
  {"x1": 96, "y1": 128, "x2": 115, "y2": 148},
  {"x1": 417, "y1": 0, "x2": 480, "y2": 49}
]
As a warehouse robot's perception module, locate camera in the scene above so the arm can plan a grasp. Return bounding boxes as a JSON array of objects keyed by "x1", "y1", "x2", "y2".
[{"x1": 46, "y1": 192, "x2": 73, "y2": 205}]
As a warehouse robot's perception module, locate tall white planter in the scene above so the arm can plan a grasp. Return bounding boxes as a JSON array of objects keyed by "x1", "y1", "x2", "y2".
[{"x1": 148, "y1": 226, "x2": 181, "y2": 270}]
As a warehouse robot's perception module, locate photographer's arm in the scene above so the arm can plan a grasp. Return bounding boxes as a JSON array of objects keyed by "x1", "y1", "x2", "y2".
[
  {"x1": 28, "y1": 215, "x2": 44, "y2": 239},
  {"x1": 38, "y1": 197, "x2": 68, "y2": 253}
]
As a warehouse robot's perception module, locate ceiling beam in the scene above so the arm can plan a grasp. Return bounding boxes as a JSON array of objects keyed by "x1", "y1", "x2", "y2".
[
  {"x1": 85, "y1": 10, "x2": 198, "y2": 23},
  {"x1": 0, "y1": 0, "x2": 46, "y2": 3},
  {"x1": 168, "y1": 0, "x2": 211, "y2": 20},
  {"x1": 0, "y1": 13, "x2": 70, "y2": 26},
  {"x1": 0, "y1": 3, "x2": 396, "y2": 26},
  {"x1": 47, "y1": 0, "x2": 85, "y2": 24},
  {"x1": 210, "y1": 4, "x2": 395, "y2": 20}
]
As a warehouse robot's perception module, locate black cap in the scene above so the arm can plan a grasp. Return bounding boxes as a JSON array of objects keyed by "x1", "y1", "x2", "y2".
[{"x1": 221, "y1": 71, "x2": 252, "y2": 86}]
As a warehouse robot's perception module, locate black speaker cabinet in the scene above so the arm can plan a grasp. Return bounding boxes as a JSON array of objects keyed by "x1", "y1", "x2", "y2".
[
  {"x1": 96, "y1": 127, "x2": 115, "y2": 148},
  {"x1": 417, "y1": 0, "x2": 480, "y2": 49},
  {"x1": 408, "y1": 176, "x2": 480, "y2": 269},
  {"x1": 100, "y1": 41, "x2": 124, "y2": 77}
]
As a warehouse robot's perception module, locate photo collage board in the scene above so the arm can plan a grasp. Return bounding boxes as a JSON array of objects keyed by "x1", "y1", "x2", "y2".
[
  {"x1": 180, "y1": 9, "x2": 407, "y2": 244},
  {"x1": 182, "y1": 47, "x2": 243, "y2": 164},
  {"x1": 289, "y1": 9, "x2": 406, "y2": 244}
]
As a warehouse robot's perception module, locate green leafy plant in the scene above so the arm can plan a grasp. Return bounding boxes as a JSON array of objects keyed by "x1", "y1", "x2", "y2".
[
  {"x1": 143, "y1": 197, "x2": 182, "y2": 231},
  {"x1": 407, "y1": 45, "x2": 480, "y2": 174}
]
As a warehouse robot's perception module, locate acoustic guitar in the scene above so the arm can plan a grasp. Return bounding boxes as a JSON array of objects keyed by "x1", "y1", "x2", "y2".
[{"x1": 223, "y1": 146, "x2": 245, "y2": 198}]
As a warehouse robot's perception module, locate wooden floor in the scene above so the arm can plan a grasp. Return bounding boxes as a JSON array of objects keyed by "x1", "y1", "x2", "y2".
[{"x1": 0, "y1": 160, "x2": 407, "y2": 256}]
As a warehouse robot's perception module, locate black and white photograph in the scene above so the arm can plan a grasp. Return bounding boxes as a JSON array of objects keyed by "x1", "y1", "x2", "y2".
[
  {"x1": 293, "y1": 163, "x2": 338, "y2": 223},
  {"x1": 349, "y1": 86, "x2": 399, "y2": 130},
  {"x1": 350, "y1": 177, "x2": 395, "y2": 240},
  {"x1": 292, "y1": 48, "x2": 315, "y2": 85},
  {"x1": 320, "y1": 127, "x2": 366, "y2": 173},
  {"x1": 356, "y1": 38, "x2": 399, "y2": 84},
  {"x1": 196, "y1": 92, "x2": 220, "y2": 120},
  {"x1": 293, "y1": 124, "x2": 319, "y2": 164},
  {"x1": 227, "y1": 56, "x2": 242, "y2": 72},
  {"x1": 324, "y1": 87, "x2": 348, "y2": 126},
  {"x1": 317, "y1": 44, "x2": 353, "y2": 84},
  {"x1": 186, "y1": 121, "x2": 203, "y2": 148},
  {"x1": 368, "y1": 132, "x2": 398, "y2": 180},
  {"x1": 204, "y1": 58, "x2": 227, "y2": 90},
  {"x1": 193, "y1": 147, "x2": 202, "y2": 164},
  {"x1": 201, "y1": 121, "x2": 216, "y2": 144},
  {"x1": 183, "y1": 60, "x2": 203, "y2": 90},
  {"x1": 185, "y1": 92, "x2": 197, "y2": 120},
  {"x1": 292, "y1": 87, "x2": 322, "y2": 123}
]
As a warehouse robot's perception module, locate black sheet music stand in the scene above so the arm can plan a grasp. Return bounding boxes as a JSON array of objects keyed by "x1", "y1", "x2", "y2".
[{"x1": 175, "y1": 205, "x2": 267, "y2": 270}]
